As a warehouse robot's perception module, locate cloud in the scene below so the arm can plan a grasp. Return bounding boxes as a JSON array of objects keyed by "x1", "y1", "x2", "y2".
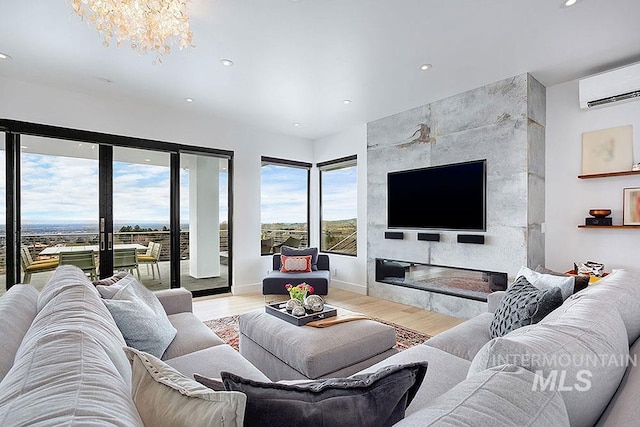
[{"x1": 261, "y1": 165, "x2": 308, "y2": 223}]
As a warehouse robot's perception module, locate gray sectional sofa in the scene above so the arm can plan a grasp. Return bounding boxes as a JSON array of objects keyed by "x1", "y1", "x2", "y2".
[{"x1": 1, "y1": 265, "x2": 639, "y2": 426}]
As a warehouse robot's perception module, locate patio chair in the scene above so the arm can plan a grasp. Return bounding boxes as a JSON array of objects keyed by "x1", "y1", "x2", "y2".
[
  {"x1": 58, "y1": 250, "x2": 98, "y2": 281},
  {"x1": 137, "y1": 242, "x2": 161, "y2": 281},
  {"x1": 114, "y1": 248, "x2": 141, "y2": 280},
  {"x1": 261, "y1": 237, "x2": 274, "y2": 255},
  {"x1": 273, "y1": 236, "x2": 301, "y2": 253},
  {"x1": 20, "y1": 246, "x2": 59, "y2": 283}
]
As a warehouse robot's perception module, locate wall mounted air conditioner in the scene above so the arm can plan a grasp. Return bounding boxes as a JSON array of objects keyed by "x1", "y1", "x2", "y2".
[{"x1": 579, "y1": 62, "x2": 640, "y2": 109}]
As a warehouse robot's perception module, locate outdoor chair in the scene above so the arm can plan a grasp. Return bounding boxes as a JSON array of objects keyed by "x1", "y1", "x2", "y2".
[
  {"x1": 20, "y1": 246, "x2": 59, "y2": 283},
  {"x1": 58, "y1": 250, "x2": 98, "y2": 281},
  {"x1": 114, "y1": 248, "x2": 141, "y2": 280},
  {"x1": 273, "y1": 236, "x2": 301, "y2": 253},
  {"x1": 137, "y1": 241, "x2": 161, "y2": 281},
  {"x1": 261, "y1": 237, "x2": 274, "y2": 255}
]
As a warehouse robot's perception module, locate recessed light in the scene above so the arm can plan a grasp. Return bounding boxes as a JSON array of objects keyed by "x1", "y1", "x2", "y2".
[
  {"x1": 420, "y1": 64, "x2": 432, "y2": 71},
  {"x1": 343, "y1": 99, "x2": 352, "y2": 105},
  {"x1": 220, "y1": 59, "x2": 234, "y2": 67},
  {"x1": 184, "y1": 97, "x2": 194, "y2": 103},
  {"x1": 145, "y1": 159, "x2": 151, "y2": 162},
  {"x1": 561, "y1": 0, "x2": 581, "y2": 7},
  {"x1": 293, "y1": 123, "x2": 301, "y2": 127},
  {"x1": 0, "y1": 52, "x2": 11, "y2": 60}
]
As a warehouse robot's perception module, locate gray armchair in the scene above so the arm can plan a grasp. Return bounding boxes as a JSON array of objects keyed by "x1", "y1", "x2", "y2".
[{"x1": 262, "y1": 253, "x2": 330, "y2": 296}]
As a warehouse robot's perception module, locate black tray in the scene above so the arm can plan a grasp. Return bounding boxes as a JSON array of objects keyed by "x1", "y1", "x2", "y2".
[{"x1": 265, "y1": 302, "x2": 337, "y2": 326}]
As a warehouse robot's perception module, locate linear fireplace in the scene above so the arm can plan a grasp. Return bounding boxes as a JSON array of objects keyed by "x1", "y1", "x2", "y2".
[{"x1": 375, "y1": 258, "x2": 508, "y2": 302}]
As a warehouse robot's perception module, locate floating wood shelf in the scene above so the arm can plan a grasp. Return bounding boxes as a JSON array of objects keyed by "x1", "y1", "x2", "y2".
[
  {"x1": 578, "y1": 225, "x2": 640, "y2": 229},
  {"x1": 578, "y1": 170, "x2": 640, "y2": 179}
]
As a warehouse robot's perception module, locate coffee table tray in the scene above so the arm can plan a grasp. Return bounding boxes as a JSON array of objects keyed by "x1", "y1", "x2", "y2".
[{"x1": 265, "y1": 302, "x2": 337, "y2": 326}]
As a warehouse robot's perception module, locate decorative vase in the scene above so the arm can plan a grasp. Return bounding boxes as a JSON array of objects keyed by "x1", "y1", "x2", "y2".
[
  {"x1": 304, "y1": 295, "x2": 325, "y2": 312},
  {"x1": 285, "y1": 298, "x2": 303, "y2": 312},
  {"x1": 289, "y1": 291, "x2": 307, "y2": 305}
]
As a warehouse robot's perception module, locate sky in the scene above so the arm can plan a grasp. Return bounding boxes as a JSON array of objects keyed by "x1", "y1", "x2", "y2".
[
  {"x1": 260, "y1": 163, "x2": 357, "y2": 224},
  {"x1": 2, "y1": 151, "x2": 228, "y2": 226}
]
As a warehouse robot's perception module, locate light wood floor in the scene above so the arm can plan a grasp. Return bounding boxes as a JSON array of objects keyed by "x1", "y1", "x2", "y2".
[{"x1": 193, "y1": 288, "x2": 465, "y2": 337}]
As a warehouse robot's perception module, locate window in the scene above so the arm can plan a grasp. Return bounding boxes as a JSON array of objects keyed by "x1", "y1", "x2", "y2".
[
  {"x1": 260, "y1": 157, "x2": 311, "y2": 255},
  {"x1": 318, "y1": 156, "x2": 357, "y2": 256}
]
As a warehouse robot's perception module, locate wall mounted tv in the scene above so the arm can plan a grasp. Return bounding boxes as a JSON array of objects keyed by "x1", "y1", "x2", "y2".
[{"x1": 387, "y1": 159, "x2": 486, "y2": 231}]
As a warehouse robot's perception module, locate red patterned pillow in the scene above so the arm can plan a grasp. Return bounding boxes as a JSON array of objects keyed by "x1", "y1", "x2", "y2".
[{"x1": 280, "y1": 255, "x2": 312, "y2": 273}]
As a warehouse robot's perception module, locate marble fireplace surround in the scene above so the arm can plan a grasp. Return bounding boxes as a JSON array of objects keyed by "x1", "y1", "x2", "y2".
[{"x1": 366, "y1": 73, "x2": 546, "y2": 319}]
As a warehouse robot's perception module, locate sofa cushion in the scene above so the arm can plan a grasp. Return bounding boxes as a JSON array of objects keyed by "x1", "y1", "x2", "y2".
[
  {"x1": 22, "y1": 266, "x2": 132, "y2": 385},
  {"x1": 425, "y1": 312, "x2": 493, "y2": 361},
  {"x1": 281, "y1": 246, "x2": 319, "y2": 270},
  {"x1": 489, "y1": 276, "x2": 563, "y2": 338},
  {"x1": 469, "y1": 297, "x2": 628, "y2": 427},
  {"x1": 596, "y1": 335, "x2": 640, "y2": 426},
  {"x1": 0, "y1": 331, "x2": 142, "y2": 426},
  {"x1": 210, "y1": 362, "x2": 428, "y2": 427},
  {"x1": 355, "y1": 344, "x2": 471, "y2": 415},
  {"x1": 569, "y1": 269, "x2": 640, "y2": 344},
  {"x1": 263, "y1": 270, "x2": 330, "y2": 295},
  {"x1": 395, "y1": 364, "x2": 570, "y2": 427},
  {"x1": 0, "y1": 284, "x2": 39, "y2": 381},
  {"x1": 97, "y1": 273, "x2": 177, "y2": 358},
  {"x1": 168, "y1": 345, "x2": 271, "y2": 383},
  {"x1": 515, "y1": 265, "x2": 574, "y2": 300},
  {"x1": 162, "y1": 312, "x2": 225, "y2": 360},
  {"x1": 125, "y1": 347, "x2": 246, "y2": 427}
]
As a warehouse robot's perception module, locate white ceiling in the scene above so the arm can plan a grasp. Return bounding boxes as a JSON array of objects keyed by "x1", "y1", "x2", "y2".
[{"x1": 1, "y1": 0, "x2": 639, "y2": 140}]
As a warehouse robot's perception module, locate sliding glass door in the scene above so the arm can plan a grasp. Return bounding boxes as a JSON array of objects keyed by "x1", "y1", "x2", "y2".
[
  {"x1": 113, "y1": 147, "x2": 171, "y2": 290},
  {"x1": 19, "y1": 136, "x2": 99, "y2": 289},
  {"x1": 2, "y1": 119, "x2": 233, "y2": 296},
  {"x1": 179, "y1": 153, "x2": 230, "y2": 295}
]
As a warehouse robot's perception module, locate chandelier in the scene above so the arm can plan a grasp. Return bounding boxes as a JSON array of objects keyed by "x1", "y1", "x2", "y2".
[{"x1": 71, "y1": 0, "x2": 194, "y2": 60}]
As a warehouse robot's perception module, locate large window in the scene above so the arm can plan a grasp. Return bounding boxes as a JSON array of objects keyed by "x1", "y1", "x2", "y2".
[
  {"x1": 260, "y1": 157, "x2": 311, "y2": 255},
  {"x1": 319, "y1": 156, "x2": 357, "y2": 256}
]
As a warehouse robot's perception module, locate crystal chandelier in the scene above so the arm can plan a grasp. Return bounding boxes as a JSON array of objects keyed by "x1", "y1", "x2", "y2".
[{"x1": 71, "y1": 0, "x2": 194, "y2": 60}]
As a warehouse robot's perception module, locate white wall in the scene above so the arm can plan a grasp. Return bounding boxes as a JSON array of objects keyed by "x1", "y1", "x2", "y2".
[
  {"x1": 546, "y1": 80, "x2": 640, "y2": 272},
  {"x1": 312, "y1": 124, "x2": 367, "y2": 294},
  {"x1": 0, "y1": 76, "x2": 314, "y2": 293}
]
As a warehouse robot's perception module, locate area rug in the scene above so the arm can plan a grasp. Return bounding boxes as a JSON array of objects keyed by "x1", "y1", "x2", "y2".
[{"x1": 204, "y1": 315, "x2": 431, "y2": 352}]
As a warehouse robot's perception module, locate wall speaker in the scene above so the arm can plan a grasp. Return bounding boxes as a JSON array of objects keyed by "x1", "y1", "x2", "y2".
[
  {"x1": 384, "y1": 231, "x2": 404, "y2": 240},
  {"x1": 417, "y1": 233, "x2": 440, "y2": 242},
  {"x1": 457, "y1": 234, "x2": 485, "y2": 244}
]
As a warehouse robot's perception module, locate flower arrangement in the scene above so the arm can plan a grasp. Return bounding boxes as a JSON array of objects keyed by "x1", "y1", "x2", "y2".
[{"x1": 285, "y1": 282, "x2": 314, "y2": 303}]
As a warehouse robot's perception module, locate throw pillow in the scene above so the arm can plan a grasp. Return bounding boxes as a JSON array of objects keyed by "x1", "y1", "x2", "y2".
[
  {"x1": 515, "y1": 266, "x2": 574, "y2": 300},
  {"x1": 534, "y1": 265, "x2": 589, "y2": 293},
  {"x1": 280, "y1": 254, "x2": 312, "y2": 273},
  {"x1": 489, "y1": 276, "x2": 563, "y2": 339},
  {"x1": 97, "y1": 274, "x2": 177, "y2": 358},
  {"x1": 281, "y1": 246, "x2": 319, "y2": 271},
  {"x1": 124, "y1": 347, "x2": 246, "y2": 427},
  {"x1": 197, "y1": 362, "x2": 428, "y2": 427},
  {"x1": 92, "y1": 270, "x2": 129, "y2": 287}
]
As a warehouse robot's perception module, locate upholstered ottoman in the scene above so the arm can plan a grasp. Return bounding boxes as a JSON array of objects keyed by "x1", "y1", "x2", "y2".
[{"x1": 239, "y1": 309, "x2": 398, "y2": 381}]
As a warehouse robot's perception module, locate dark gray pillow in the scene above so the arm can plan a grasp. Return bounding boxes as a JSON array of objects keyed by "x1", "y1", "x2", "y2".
[
  {"x1": 281, "y1": 246, "x2": 319, "y2": 271},
  {"x1": 490, "y1": 276, "x2": 563, "y2": 339},
  {"x1": 196, "y1": 362, "x2": 428, "y2": 427}
]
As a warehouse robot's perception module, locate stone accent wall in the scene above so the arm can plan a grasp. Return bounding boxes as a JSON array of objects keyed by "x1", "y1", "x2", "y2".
[{"x1": 366, "y1": 73, "x2": 546, "y2": 318}]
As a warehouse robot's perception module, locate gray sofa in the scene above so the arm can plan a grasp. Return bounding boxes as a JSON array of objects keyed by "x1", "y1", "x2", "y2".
[
  {"x1": 262, "y1": 253, "x2": 331, "y2": 296},
  {"x1": 2, "y1": 264, "x2": 639, "y2": 426},
  {"x1": 0, "y1": 266, "x2": 267, "y2": 426}
]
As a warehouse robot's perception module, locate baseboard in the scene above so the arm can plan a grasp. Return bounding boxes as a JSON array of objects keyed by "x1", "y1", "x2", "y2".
[
  {"x1": 232, "y1": 282, "x2": 261, "y2": 295},
  {"x1": 331, "y1": 279, "x2": 367, "y2": 295}
]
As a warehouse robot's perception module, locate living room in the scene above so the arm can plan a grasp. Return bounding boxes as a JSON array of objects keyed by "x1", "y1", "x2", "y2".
[{"x1": 1, "y1": 1, "x2": 640, "y2": 425}]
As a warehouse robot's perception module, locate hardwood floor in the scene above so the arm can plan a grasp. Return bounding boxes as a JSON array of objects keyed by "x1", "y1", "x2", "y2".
[{"x1": 193, "y1": 288, "x2": 465, "y2": 336}]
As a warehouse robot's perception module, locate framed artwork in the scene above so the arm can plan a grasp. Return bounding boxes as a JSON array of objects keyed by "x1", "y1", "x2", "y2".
[
  {"x1": 623, "y1": 187, "x2": 640, "y2": 226},
  {"x1": 581, "y1": 125, "x2": 633, "y2": 175}
]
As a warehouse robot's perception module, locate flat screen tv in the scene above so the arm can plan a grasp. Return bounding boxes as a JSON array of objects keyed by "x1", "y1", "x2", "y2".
[{"x1": 387, "y1": 160, "x2": 486, "y2": 231}]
